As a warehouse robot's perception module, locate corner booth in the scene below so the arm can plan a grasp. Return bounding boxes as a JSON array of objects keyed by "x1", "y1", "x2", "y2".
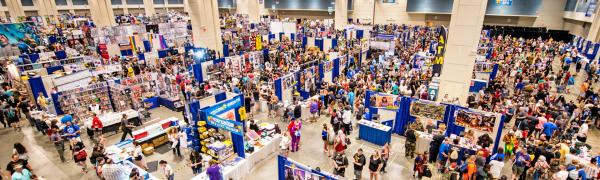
[
  {"x1": 360, "y1": 90, "x2": 505, "y2": 165},
  {"x1": 188, "y1": 91, "x2": 282, "y2": 180}
]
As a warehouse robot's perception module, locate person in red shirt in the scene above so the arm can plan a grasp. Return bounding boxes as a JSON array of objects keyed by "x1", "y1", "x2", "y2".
[{"x1": 91, "y1": 113, "x2": 103, "y2": 142}]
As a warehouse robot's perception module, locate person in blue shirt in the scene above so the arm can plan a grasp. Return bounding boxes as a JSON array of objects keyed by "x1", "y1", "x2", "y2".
[
  {"x1": 347, "y1": 91, "x2": 355, "y2": 107},
  {"x1": 437, "y1": 139, "x2": 450, "y2": 165},
  {"x1": 62, "y1": 121, "x2": 81, "y2": 140},
  {"x1": 542, "y1": 120, "x2": 558, "y2": 139}
]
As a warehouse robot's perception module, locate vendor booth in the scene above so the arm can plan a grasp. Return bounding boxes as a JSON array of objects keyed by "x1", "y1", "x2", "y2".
[
  {"x1": 274, "y1": 72, "x2": 298, "y2": 104},
  {"x1": 277, "y1": 155, "x2": 338, "y2": 180},
  {"x1": 319, "y1": 58, "x2": 340, "y2": 84}
]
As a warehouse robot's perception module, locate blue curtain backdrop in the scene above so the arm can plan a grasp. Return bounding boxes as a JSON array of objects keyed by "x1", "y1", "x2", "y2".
[{"x1": 28, "y1": 77, "x2": 47, "y2": 106}]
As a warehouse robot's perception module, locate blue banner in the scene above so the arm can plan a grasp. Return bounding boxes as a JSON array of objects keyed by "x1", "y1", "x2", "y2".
[
  {"x1": 205, "y1": 95, "x2": 243, "y2": 116},
  {"x1": 206, "y1": 114, "x2": 243, "y2": 136}
]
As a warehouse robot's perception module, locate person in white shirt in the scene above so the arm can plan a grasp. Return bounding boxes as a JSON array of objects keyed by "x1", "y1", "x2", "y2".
[
  {"x1": 489, "y1": 156, "x2": 505, "y2": 179},
  {"x1": 159, "y1": 160, "x2": 174, "y2": 180},
  {"x1": 553, "y1": 165, "x2": 569, "y2": 180},
  {"x1": 280, "y1": 133, "x2": 290, "y2": 157},
  {"x1": 342, "y1": 108, "x2": 352, "y2": 135}
]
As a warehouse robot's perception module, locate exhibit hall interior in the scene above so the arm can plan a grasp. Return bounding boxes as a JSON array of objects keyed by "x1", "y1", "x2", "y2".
[{"x1": 0, "y1": 0, "x2": 599, "y2": 179}]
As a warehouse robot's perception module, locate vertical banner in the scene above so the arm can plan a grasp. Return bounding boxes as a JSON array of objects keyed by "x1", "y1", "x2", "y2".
[
  {"x1": 432, "y1": 26, "x2": 447, "y2": 76},
  {"x1": 256, "y1": 35, "x2": 263, "y2": 50}
]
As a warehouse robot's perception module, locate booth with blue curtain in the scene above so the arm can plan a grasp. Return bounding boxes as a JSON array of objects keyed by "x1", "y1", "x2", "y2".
[
  {"x1": 296, "y1": 61, "x2": 319, "y2": 100},
  {"x1": 187, "y1": 92, "x2": 244, "y2": 158},
  {"x1": 389, "y1": 95, "x2": 505, "y2": 163},
  {"x1": 274, "y1": 71, "x2": 298, "y2": 103},
  {"x1": 278, "y1": 155, "x2": 337, "y2": 180},
  {"x1": 302, "y1": 37, "x2": 338, "y2": 52},
  {"x1": 319, "y1": 58, "x2": 340, "y2": 83},
  {"x1": 358, "y1": 91, "x2": 400, "y2": 146},
  {"x1": 192, "y1": 58, "x2": 226, "y2": 84},
  {"x1": 469, "y1": 79, "x2": 488, "y2": 93}
]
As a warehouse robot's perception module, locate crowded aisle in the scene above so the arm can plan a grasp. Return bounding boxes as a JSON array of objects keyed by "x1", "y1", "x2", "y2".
[{"x1": 0, "y1": 1, "x2": 599, "y2": 180}]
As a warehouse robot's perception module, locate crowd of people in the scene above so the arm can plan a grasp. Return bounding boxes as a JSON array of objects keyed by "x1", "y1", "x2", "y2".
[{"x1": 1, "y1": 10, "x2": 600, "y2": 180}]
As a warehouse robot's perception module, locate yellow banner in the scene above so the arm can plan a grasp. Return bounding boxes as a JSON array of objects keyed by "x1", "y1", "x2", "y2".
[{"x1": 256, "y1": 35, "x2": 263, "y2": 50}]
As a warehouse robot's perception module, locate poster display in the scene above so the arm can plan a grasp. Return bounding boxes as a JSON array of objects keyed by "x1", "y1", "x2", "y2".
[
  {"x1": 409, "y1": 100, "x2": 446, "y2": 121},
  {"x1": 0, "y1": 22, "x2": 40, "y2": 48},
  {"x1": 323, "y1": 61, "x2": 334, "y2": 72},
  {"x1": 454, "y1": 109, "x2": 496, "y2": 132},
  {"x1": 299, "y1": 66, "x2": 318, "y2": 91},
  {"x1": 282, "y1": 74, "x2": 296, "y2": 90},
  {"x1": 369, "y1": 93, "x2": 400, "y2": 109},
  {"x1": 474, "y1": 62, "x2": 493, "y2": 73},
  {"x1": 283, "y1": 164, "x2": 330, "y2": 180}
]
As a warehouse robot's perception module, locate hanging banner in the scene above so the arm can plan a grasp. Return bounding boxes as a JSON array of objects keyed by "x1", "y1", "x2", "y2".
[
  {"x1": 432, "y1": 26, "x2": 447, "y2": 76},
  {"x1": 206, "y1": 114, "x2": 244, "y2": 135},
  {"x1": 206, "y1": 95, "x2": 243, "y2": 116},
  {"x1": 256, "y1": 35, "x2": 263, "y2": 50}
]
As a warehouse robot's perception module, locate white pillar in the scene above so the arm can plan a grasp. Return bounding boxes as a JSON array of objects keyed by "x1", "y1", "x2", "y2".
[
  {"x1": 236, "y1": 0, "x2": 260, "y2": 23},
  {"x1": 143, "y1": 0, "x2": 155, "y2": 15},
  {"x1": 121, "y1": 0, "x2": 129, "y2": 15},
  {"x1": 438, "y1": 0, "x2": 487, "y2": 104},
  {"x1": 6, "y1": 0, "x2": 25, "y2": 18},
  {"x1": 89, "y1": 0, "x2": 116, "y2": 27},
  {"x1": 588, "y1": 8, "x2": 600, "y2": 43},
  {"x1": 66, "y1": 0, "x2": 74, "y2": 14},
  {"x1": 334, "y1": 0, "x2": 348, "y2": 30},
  {"x1": 188, "y1": 0, "x2": 223, "y2": 53}
]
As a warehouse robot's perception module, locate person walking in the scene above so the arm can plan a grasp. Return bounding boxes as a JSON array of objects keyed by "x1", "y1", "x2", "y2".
[
  {"x1": 49, "y1": 126, "x2": 66, "y2": 162},
  {"x1": 120, "y1": 114, "x2": 134, "y2": 142},
  {"x1": 168, "y1": 128, "x2": 182, "y2": 158},
  {"x1": 369, "y1": 151, "x2": 383, "y2": 180},
  {"x1": 288, "y1": 118, "x2": 302, "y2": 152},
  {"x1": 353, "y1": 148, "x2": 366, "y2": 180}
]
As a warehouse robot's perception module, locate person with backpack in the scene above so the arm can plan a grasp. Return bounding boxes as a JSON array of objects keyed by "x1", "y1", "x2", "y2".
[
  {"x1": 73, "y1": 145, "x2": 88, "y2": 174},
  {"x1": 461, "y1": 155, "x2": 477, "y2": 180},
  {"x1": 333, "y1": 152, "x2": 348, "y2": 177},
  {"x1": 511, "y1": 148, "x2": 531, "y2": 180}
]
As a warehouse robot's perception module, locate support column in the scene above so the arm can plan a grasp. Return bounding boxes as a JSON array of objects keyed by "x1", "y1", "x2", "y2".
[
  {"x1": 143, "y1": 0, "x2": 155, "y2": 15},
  {"x1": 236, "y1": 0, "x2": 260, "y2": 23},
  {"x1": 121, "y1": 0, "x2": 129, "y2": 15},
  {"x1": 188, "y1": 0, "x2": 223, "y2": 54},
  {"x1": 334, "y1": 0, "x2": 348, "y2": 30},
  {"x1": 66, "y1": 0, "x2": 75, "y2": 14},
  {"x1": 588, "y1": 8, "x2": 600, "y2": 44},
  {"x1": 5, "y1": 0, "x2": 25, "y2": 18},
  {"x1": 438, "y1": 0, "x2": 487, "y2": 104},
  {"x1": 88, "y1": 0, "x2": 116, "y2": 27},
  {"x1": 36, "y1": 0, "x2": 59, "y2": 16},
  {"x1": 184, "y1": 0, "x2": 189, "y2": 13}
]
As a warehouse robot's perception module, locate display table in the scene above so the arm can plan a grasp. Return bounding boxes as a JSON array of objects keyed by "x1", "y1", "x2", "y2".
[
  {"x1": 133, "y1": 117, "x2": 180, "y2": 143},
  {"x1": 358, "y1": 120, "x2": 392, "y2": 146},
  {"x1": 84, "y1": 109, "x2": 140, "y2": 134},
  {"x1": 191, "y1": 157, "x2": 250, "y2": 180},
  {"x1": 105, "y1": 139, "x2": 159, "y2": 180},
  {"x1": 415, "y1": 132, "x2": 433, "y2": 154},
  {"x1": 246, "y1": 135, "x2": 282, "y2": 166},
  {"x1": 191, "y1": 135, "x2": 282, "y2": 180},
  {"x1": 159, "y1": 96, "x2": 183, "y2": 111},
  {"x1": 143, "y1": 96, "x2": 160, "y2": 109}
]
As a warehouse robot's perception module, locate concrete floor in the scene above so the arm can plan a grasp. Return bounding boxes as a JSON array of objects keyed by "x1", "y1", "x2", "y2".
[{"x1": 0, "y1": 57, "x2": 599, "y2": 180}]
